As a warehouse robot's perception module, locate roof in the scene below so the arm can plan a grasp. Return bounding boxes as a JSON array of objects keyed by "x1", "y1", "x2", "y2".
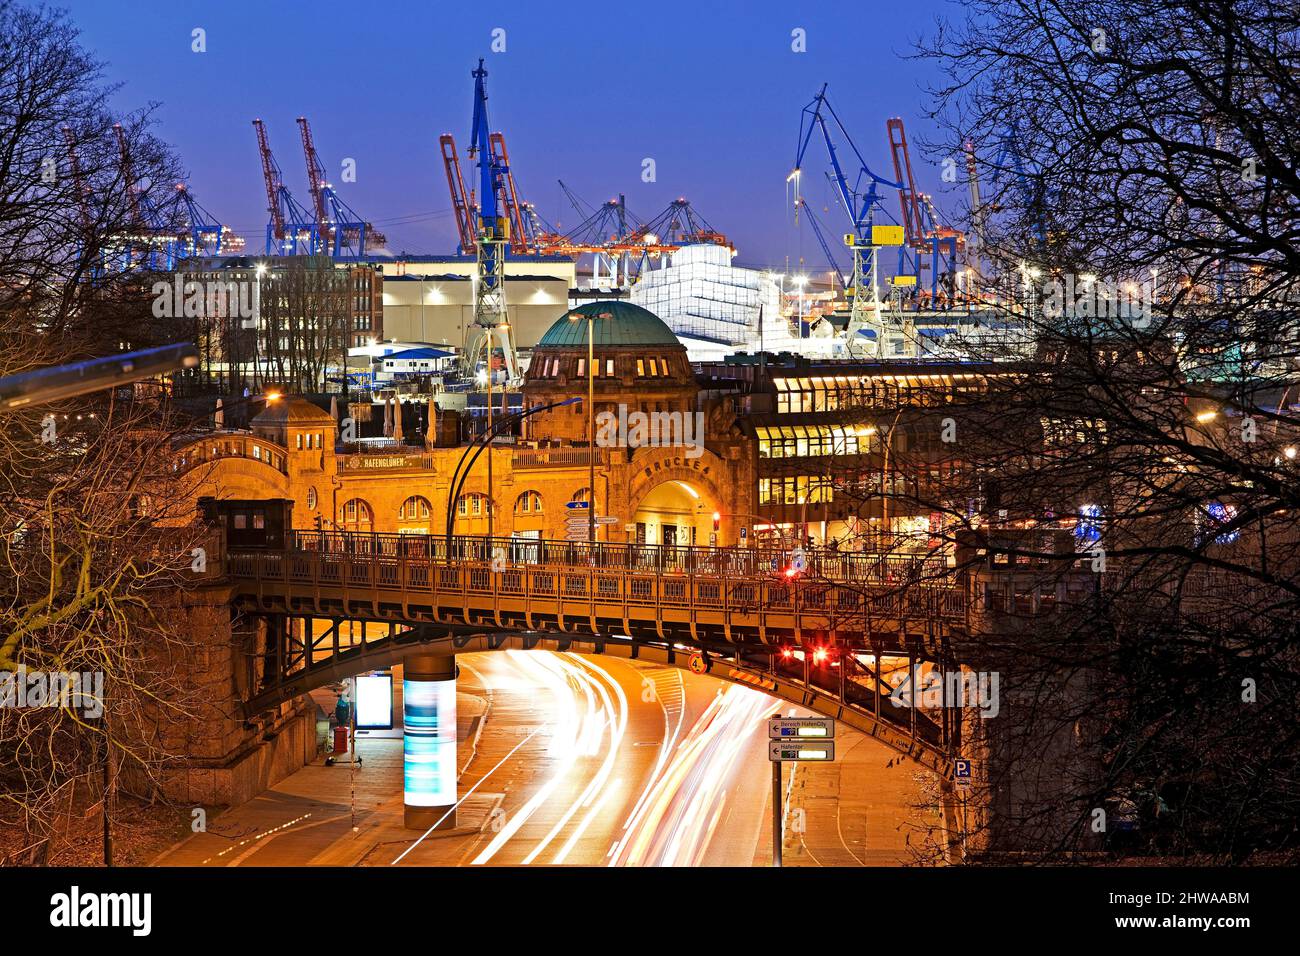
[
  {"x1": 384, "y1": 347, "x2": 455, "y2": 360},
  {"x1": 535, "y1": 301, "x2": 683, "y2": 349},
  {"x1": 251, "y1": 396, "x2": 335, "y2": 426}
]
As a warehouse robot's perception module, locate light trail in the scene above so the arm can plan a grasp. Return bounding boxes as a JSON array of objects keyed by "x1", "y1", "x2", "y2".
[
  {"x1": 471, "y1": 652, "x2": 587, "y2": 864},
  {"x1": 613, "y1": 684, "x2": 774, "y2": 866}
]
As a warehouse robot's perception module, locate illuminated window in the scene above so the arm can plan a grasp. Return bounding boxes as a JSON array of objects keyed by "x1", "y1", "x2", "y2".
[
  {"x1": 399, "y1": 495, "x2": 432, "y2": 520},
  {"x1": 637, "y1": 359, "x2": 645, "y2": 376},
  {"x1": 515, "y1": 490, "x2": 543, "y2": 514}
]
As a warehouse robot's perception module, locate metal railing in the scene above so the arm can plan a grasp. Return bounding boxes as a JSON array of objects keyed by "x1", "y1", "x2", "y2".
[{"x1": 285, "y1": 530, "x2": 954, "y2": 584}]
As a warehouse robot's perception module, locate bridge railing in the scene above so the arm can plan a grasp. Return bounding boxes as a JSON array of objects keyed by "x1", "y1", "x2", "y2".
[
  {"x1": 227, "y1": 545, "x2": 969, "y2": 626},
  {"x1": 285, "y1": 530, "x2": 954, "y2": 584}
]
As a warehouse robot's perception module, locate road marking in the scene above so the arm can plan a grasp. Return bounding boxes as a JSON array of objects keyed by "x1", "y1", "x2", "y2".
[{"x1": 390, "y1": 724, "x2": 543, "y2": 865}]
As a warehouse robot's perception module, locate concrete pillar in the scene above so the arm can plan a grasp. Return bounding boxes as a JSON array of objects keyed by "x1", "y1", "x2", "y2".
[{"x1": 403, "y1": 652, "x2": 458, "y2": 830}]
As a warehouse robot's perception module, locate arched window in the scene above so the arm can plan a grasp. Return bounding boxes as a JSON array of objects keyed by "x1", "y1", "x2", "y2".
[
  {"x1": 398, "y1": 495, "x2": 432, "y2": 521},
  {"x1": 456, "y1": 493, "x2": 489, "y2": 517},
  {"x1": 339, "y1": 498, "x2": 374, "y2": 532},
  {"x1": 571, "y1": 487, "x2": 591, "y2": 504},
  {"x1": 514, "y1": 490, "x2": 543, "y2": 514}
]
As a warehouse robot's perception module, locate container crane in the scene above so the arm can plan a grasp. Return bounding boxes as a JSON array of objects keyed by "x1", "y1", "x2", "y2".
[
  {"x1": 111, "y1": 123, "x2": 184, "y2": 270},
  {"x1": 253, "y1": 118, "x2": 317, "y2": 255},
  {"x1": 792, "y1": 84, "x2": 903, "y2": 356},
  {"x1": 296, "y1": 116, "x2": 385, "y2": 257},
  {"x1": 886, "y1": 117, "x2": 963, "y2": 307},
  {"x1": 61, "y1": 127, "x2": 92, "y2": 235},
  {"x1": 174, "y1": 184, "x2": 244, "y2": 258}
]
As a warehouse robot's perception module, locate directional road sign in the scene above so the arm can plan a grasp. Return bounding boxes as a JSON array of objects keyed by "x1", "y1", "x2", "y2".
[
  {"x1": 768, "y1": 717, "x2": 835, "y2": 739},
  {"x1": 768, "y1": 740, "x2": 835, "y2": 762}
]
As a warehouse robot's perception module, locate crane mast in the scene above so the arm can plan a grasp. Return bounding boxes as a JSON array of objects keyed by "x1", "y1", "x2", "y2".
[{"x1": 460, "y1": 58, "x2": 518, "y2": 383}]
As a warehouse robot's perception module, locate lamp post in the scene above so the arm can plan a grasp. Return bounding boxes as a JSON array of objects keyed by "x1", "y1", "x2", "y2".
[
  {"x1": 444, "y1": 396, "x2": 582, "y2": 552},
  {"x1": 253, "y1": 263, "x2": 267, "y2": 392},
  {"x1": 568, "y1": 310, "x2": 600, "y2": 544},
  {"x1": 794, "y1": 274, "x2": 808, "y2": 338}
]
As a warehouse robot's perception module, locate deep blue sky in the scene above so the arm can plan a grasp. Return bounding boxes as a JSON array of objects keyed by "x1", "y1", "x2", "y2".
[{"x1": 62, "y1": 0, "x2": 961, "y2": 271}]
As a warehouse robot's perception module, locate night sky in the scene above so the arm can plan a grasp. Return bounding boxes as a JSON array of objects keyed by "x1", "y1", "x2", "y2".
[{"x1": 63, "y1": 0, "x2": 960, "y2": 272}]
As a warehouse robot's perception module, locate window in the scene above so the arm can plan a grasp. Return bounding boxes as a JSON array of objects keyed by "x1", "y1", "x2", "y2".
[
  {"x1": 577, "y1": 358, "x2": 586, "y2": 376},
  {"x1": 637, "y1": 359, "x2": 646, "y2": 377},
  {"x1": 605, "y1": 358, "x2": 614, "y2": 376},
  {"x1": 399, "y1": 495, "x2": 432, "y2": 520},
  {"x1": 252, "y1": 444, "x2": 261, "y2": 461},
  {"x1": 296, "y1": 434, "x2": 303, "y2": 450},
  {"x1": 340, "y1": 498, "x2": 374, "y2": 530},
  {"x1": 456, "y1": 493, "x2": 488, "y2": 517},
  {"x1": 515, "y1": 490, "x2": 543, "y2": 514},
  {"x1": 306, "y1": 487, "x2": 318, "y2": 511}
]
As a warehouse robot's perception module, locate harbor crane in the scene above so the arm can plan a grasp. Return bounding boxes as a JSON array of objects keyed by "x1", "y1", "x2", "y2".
[{"x1": 792, "y1": 84, "x2": 903, "y2": 356}]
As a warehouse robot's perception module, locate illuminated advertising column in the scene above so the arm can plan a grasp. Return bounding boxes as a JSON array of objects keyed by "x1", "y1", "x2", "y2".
[{"x1": 403, "y1": 653, "x2": 457, "y2": 830}]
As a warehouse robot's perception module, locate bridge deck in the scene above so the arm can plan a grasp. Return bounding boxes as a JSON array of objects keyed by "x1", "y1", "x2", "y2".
[{"x1": 228, "y1": 532, "x2": 968, "y2": 648}]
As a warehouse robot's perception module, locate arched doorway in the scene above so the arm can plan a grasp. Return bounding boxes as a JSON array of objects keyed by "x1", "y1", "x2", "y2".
[{"x1": 631, "y1": 479, "x2": 716, "y2": 547}]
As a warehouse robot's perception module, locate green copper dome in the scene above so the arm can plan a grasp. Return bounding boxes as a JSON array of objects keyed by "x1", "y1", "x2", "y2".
[{"x1": 536, "y1": 301, "x2": 682, "y2": 349}]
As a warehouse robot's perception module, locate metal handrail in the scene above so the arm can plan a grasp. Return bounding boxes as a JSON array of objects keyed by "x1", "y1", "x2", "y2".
[{"x1": 283, "y1": 529, "x2": 955, "y2": 584}]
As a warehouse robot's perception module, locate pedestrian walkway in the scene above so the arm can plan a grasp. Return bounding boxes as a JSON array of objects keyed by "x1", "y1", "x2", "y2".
[{"x1": 153, "y1": 682, "x2": 487, "y2": 866}]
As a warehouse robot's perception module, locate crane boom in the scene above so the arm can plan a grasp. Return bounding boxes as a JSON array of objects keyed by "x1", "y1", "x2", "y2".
[
  {"x1": 297, "y1": 116, "x2": 332, "y2": 249},
  {"x1": 886, "y1": 118, "x2": 924, "y2": 248},
  {"x1": 252, "y1": 118, "x2": 286, "y2": 243},
  {"x1": 489, "y1": 132, "x2": 529, "y2": 254},
  {"x1": 61, "y1": 126, "x2": 91, "y2": 232},
  {"x1": 440, "y1": 133, "x2": 475, "y2": 252}
]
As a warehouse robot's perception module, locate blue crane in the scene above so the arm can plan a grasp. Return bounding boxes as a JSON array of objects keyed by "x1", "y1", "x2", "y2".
[
  {"x1": 792, "y1": 85, "x2": 903, "y2": 353},
  {"x1": 794, "y1": 197, "x2": 847, "y2": 289},
  {"x1": 793, "y1": 85, "x2": 899, "y2": 244},
  {"x1": 459, "y1": 59, "x2": 518, "y2": 381}
]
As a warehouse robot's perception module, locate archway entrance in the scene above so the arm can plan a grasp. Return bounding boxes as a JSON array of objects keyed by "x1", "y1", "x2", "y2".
[{"x1": 630, "y1": 479, "x2": 716, "y2": 547}]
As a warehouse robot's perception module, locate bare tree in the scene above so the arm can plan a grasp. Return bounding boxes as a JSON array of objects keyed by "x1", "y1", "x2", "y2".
[
  {"x1": 838, "y1": 0, "x2": 1300, "y2": 861},
  {"x1": 0, "y1": 2, "x2": 206, "y2": 865}
]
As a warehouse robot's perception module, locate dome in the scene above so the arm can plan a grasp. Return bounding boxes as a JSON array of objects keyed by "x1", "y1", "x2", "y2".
[
  {"x1": 250, "y1": 396, "x2": 336, "y2": 426},
  {"x1": 535, "y1": 301, "x2": 682, "y2": 349}
]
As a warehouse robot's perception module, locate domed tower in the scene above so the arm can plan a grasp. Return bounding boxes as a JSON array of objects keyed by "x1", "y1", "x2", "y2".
[{"x1": 522, "y1": 301, "x2": 695, "y2": 443}]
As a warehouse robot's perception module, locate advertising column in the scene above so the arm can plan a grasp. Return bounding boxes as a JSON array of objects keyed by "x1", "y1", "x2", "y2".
[{"x1": 403, "y1": 653, "x2": 457, "y2": 830}]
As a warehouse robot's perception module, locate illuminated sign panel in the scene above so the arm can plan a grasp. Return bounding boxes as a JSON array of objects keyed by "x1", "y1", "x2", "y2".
[
  {"x1": 768, "y1": 740, "x2": 835, "y2": 761},
  {"x1": 355, "y1": 672, "x2": 393, "y2": 730},
  {"x1": 768, "y1": 717, "x2": 836, "y2": 739},
  {"x1": 403, "y1": 678, "x2": 456, "y2": 807}
]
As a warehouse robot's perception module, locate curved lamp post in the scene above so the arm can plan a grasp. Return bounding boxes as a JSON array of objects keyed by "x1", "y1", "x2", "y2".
[{"x1": 443, "y1": 395, "x2": 582, "y2": 553}]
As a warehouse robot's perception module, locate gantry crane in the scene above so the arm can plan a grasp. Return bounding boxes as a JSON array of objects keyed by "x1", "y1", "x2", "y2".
[
  {"x1": 792, "y1": 84, "x2": 903, "y2": 355},
  {"x1": 253, "y1": 119, "x2": 317, "y2": 255},
  {"x1": 296, "y1": 116, "x2": 385, "y2": 257}
]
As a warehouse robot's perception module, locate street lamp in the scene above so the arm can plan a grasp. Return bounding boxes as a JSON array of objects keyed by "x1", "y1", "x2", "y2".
[
  {"x1": 794, "y1": 274, "x2": 808, "y2": 338},
  {"x1": 444, "y1": 396, "x2": 582, "y2": 551},
  {"x1": 568, "y1": 310, "x2": 604, "y2": 543}
]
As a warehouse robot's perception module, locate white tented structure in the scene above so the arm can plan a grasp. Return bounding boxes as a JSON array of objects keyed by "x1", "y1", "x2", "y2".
[{"x1": 632, "y1": 245, "x2": 819, "y2": 361}]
